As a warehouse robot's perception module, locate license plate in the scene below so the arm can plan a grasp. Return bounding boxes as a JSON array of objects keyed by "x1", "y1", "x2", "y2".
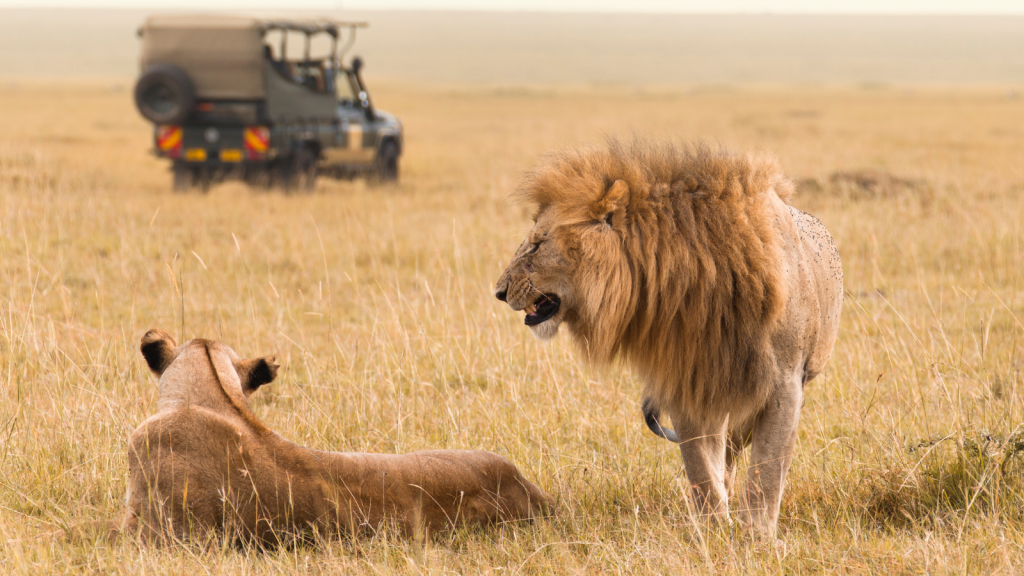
[
  {"x1": 184, "y1": 148, "x2": 207, "y2": 162},
  {"x1": 220, "y1": 149, "x2": 243, "y2": 162}
]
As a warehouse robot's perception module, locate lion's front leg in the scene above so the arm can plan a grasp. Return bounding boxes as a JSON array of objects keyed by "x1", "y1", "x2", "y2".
[
  {"x1": 743, "y1": 375, "x2": 802, "y2": 538},
  {"x1": 671, "y1": 413, "x2": 731, "y2": 522},
  {"x1": 725, "y1": 423, "x2": 755, "y2": 499}
]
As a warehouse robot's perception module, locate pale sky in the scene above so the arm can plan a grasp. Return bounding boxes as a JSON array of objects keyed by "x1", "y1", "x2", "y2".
[{"x1": 1, "y1": 0, "x2": 1023, "y2": 14}]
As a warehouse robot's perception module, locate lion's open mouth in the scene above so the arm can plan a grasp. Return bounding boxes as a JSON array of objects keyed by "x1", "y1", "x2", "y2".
[{"x1": 524, "y1": 295, "x2": 561, "y2": 326}]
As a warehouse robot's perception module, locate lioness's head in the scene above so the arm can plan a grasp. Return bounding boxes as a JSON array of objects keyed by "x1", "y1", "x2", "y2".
[{"x1": 141, "y1": 329, "x2": 280, "y2": 414}]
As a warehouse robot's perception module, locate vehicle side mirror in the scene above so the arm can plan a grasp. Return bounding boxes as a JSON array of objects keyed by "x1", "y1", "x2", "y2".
[
  {"x1": 358, "y1": 91, "x2": 373, "y2": 118},
  {"x1": 350, "y1": 56, "x2": 375, "y2": 120}
]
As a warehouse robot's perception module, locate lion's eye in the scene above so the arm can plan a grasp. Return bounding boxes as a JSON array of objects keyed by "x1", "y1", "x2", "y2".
[{"x1": 527, "y1": 242, "x2": 541, "y2": 254}]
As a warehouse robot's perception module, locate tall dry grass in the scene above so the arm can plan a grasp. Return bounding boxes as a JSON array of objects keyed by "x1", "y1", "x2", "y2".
[{"x1": 1, "y1": 82, "x2": 1024, "y2": 573}]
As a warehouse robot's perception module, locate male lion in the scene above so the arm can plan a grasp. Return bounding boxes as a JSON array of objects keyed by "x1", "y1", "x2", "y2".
[
  {"x1": 71, "y1": 330, "x2": 549, "y2": 545},
  {"x1": 494, "y1": 139, "x2": 842, "y2": 538}
]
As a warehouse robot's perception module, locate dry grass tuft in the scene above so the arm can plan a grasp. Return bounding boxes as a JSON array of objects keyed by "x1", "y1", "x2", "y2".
[
  {"x1": 863, "y1": 429, "x2": 1024, "y2": 526},
  {"x1": 798, "y1": 170, "x2": 933, "y2": 202}
]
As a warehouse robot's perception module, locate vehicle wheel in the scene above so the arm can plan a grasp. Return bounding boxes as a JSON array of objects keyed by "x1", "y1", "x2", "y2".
[
  {"x1": 172, "y1": 163, "x2": 193, "y2": 192},
  {"x1": 135, "y1": 64, "x2": 195, "y2": 124},
  {"x1": 245, "y1": 166, "x2": 273, "y2": 191},
  {"x1": 273, "y1": 158, "x2": 295, "y2": 192},
  {"x1": 374, "y1": 140, "x2": 399, "y2": 182},
  {"x1": 197, "y1": 170, "x2": 212, "y2": 194},
  {"x1": 293, "y1": 146, "x2": 318, "y2": 193}
]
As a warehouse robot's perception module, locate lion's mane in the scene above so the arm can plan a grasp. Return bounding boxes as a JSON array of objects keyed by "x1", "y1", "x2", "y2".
[{"x1": 517, "y1": 138, "x2": 794, "y2": 421}]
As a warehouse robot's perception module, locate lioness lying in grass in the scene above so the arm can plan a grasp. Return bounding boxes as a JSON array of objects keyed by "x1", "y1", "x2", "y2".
[{"x1": 73, "y1": 329, "x2": 549, "y2": 546}]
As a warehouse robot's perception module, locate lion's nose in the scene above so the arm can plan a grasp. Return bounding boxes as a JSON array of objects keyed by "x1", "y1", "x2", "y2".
[{"x1": 495, "y1": 287, "x2": 508, "y2": 302}]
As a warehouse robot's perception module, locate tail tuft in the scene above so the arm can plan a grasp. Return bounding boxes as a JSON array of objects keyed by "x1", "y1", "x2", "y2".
[{"x1": 642, "y1": 398, "x2": 679, "y2": 442}]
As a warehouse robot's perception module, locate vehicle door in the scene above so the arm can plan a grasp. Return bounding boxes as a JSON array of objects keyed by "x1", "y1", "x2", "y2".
[{"x1": 323, "y1": 72, "x2": 376, "y2": 164}]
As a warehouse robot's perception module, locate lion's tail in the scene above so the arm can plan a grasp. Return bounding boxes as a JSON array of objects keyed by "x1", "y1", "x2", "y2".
[{"x1": 642, "y1": 398, "x2": 679, "y2": 443}]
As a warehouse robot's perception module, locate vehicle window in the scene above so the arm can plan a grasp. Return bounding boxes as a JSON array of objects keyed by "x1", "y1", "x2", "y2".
[
  {"x1": 291, "y1": 61, "x2": 330, "y2": 93},
  {"x1": 262, "y1": 31, "x2": 342, "y2": 96},
  {"x1": 335, "y1": 73, "x2": 357, "y2": 102}
]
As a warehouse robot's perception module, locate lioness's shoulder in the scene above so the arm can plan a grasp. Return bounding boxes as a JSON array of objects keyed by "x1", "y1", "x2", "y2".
[{"x1": 127, "y1": 407, "x2": 245, "y2": 452}]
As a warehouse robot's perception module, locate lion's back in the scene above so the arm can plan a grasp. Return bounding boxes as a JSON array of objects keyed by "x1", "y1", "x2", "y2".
[{"x1": 785, "y1": 205, "x2": 843, "y2": 383}]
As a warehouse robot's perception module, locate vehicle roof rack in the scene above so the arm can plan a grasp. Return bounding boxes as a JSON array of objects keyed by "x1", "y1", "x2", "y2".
[
  {"x1": 138, "y1": 16, "x2": 368, "y2": 39},
  {"x1": 261, "y1": 19, "x2": 368, "y2": 38}
]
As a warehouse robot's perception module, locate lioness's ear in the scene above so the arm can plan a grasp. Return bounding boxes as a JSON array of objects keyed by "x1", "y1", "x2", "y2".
[
  {"x1": 235, "y1": 356, "x2": 280, "y2": 397},
  {"x1": 140, "y1": 329, "x2": 177, "y2": 376},
  {"x1": 592, "y1": 179, "x2": 629, "y2": 227}
]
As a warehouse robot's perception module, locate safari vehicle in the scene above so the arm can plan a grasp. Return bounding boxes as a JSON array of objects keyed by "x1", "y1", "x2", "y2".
[{"x1": 134, "y1": 16, "x2": 402, "y2": 191}]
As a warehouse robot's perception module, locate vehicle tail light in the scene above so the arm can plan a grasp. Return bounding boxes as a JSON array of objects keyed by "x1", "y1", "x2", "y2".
[
  {"x1": 244, "y1": 126, "x2": 270, "y2": 159},
  {"x1": 156, "y1": 125, "x2": 183, "y2": 158}
]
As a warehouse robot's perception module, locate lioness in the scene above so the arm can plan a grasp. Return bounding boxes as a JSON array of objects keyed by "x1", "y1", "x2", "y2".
[
  {"x1": 80, "y1": 330, "x2": 549, "y2": 545},
  {"x1": 495, "y1": 139, "x2": 842, "y2": 538}
]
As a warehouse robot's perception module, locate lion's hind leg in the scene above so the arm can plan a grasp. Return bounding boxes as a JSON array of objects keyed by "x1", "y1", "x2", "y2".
[{"x1": 742, "y1": 374, "x2": 802, "y2": 539}]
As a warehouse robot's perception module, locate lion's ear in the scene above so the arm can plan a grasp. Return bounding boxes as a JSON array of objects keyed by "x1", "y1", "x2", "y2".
[
  {"x1": 592, "y1": 179, "x2": 629, "y2": 227},
  {"x1": 235, "y1": 356, "x2": 280, "y2": 397},
  {"x1": 140, "y1": 329, "x2": 177, "y2": 376}
]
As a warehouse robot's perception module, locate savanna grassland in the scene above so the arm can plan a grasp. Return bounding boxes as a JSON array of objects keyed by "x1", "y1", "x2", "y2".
[{"x1": 2, "y1": 80, "x2": 1024, "y2": 574}]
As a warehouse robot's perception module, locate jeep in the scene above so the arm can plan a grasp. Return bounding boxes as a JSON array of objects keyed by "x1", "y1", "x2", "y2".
[{"x1": 134, "y1": 16, "x2": 403, "y2": 191}]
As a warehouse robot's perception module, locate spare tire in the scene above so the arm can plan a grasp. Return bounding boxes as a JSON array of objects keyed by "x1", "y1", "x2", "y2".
[{"x1": 134, "y1": 64, "x2": 195, "y2": 124}]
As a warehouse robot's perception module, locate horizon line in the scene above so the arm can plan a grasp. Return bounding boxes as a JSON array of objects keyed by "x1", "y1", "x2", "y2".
[{"x1": 3, "y1": 5, "x2": 1024, "y2": 16}]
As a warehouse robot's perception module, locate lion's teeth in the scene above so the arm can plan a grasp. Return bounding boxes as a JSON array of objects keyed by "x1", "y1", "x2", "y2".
[{"x1": 525, "y1": 304, "x2": 537, "y2": 315}]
